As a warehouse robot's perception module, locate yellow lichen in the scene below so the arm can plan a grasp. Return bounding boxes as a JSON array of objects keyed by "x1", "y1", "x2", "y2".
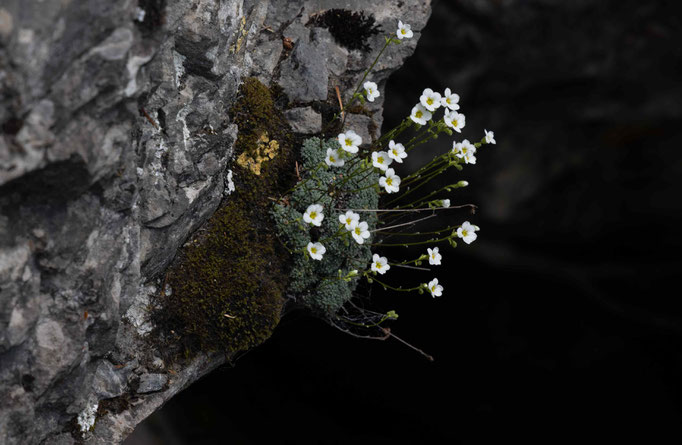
[
  {"x1": 236, "y1": 131, "x2": 279, "y2": 175},
  {"x1": 229, "y1": 16, "x2": 248, "y2": 54}
]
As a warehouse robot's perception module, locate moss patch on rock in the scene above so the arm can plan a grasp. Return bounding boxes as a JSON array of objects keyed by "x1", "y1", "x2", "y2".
[{"x1": 157, "y1": 78, "x2": 295, "y2": 355}]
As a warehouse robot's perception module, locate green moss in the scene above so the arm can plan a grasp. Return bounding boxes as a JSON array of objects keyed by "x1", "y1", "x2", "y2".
[
  {"x1": 163, "y1": 202, "x2": 284, "y2": 353},
  {"x1": 157, "y1": 78, "x2": 295, "y2": 355}
]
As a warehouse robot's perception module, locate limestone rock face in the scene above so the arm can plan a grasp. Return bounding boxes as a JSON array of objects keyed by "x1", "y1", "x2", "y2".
[{"x1": 0, "y1": 0, "x2": 431, "y2": 443}]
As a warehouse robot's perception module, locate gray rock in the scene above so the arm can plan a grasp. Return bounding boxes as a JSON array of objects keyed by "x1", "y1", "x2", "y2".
[
  {"x1": 344, "y1": 113, "x2": 376, "y2": 144},
  {"x1": 284, "y1": 107, "x2": 323, "y2": 134},
  {"x1": 137, "y1": 374, "x2": 168, "y2": 394},
  {"x1": 278, "y1": 39, "x2": 329, "y2": 103},
  {"x1": 92, "y1": 361, "x2": 128, "y2": 399},
  {"x1": 248, "y1": 38, "x2": 283, "y2": 82},
  {"x1": 311, "y1": 28, "x2": 348, "y2": 76},
  {"x1": 0, "y1": 0, "x2": 432, "y2": 443}
]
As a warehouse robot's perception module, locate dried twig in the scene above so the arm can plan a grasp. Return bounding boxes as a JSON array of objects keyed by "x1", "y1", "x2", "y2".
[
  {"x1": 139, "y1": 107, "x2": 159, "y2": 129},
  {"x1": 391, "y1": 264, "x2": 431, "y2": 271},
  {"x1": 386, "y1": 329, "x2": 434, "y2": 362},
  {"x1": 340, "y1": 204, "x2": 477, "y2": 213},
  {"x1": 371, "y1": 214, "x2": 437, "y2": 233},
  {"x1": 335, "y1": 85, "x2": 345, "y2": 119}
]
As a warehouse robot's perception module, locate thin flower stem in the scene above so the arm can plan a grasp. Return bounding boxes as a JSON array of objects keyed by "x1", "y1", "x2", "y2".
[
  {"x1": 347, "y1": 181, "x2": 380, "y2": 194},
  {"x1": 389, "y1": 255, "x2": 427, "y2": 267},
  {"x1": 339, "y1": 313, "x2": 394, "y2": 329},
  {"x1": 371, "y1": 214, "x2": 436, "y2": 232},
  {"x1": 363, "y1": 273, "x2": 424, "y2": 293},
  {"x1": 397, "y1": 184, "x2": 466, "y2": 210},
  {"x1": 380, "y1": 224, "x2": 460, "y2": 237},
  {"x1": 372, "y1": 118, "x2": 411, "y2": 149},
  {"x1": 401, "y1": 154, "x2": 449, "y2": 184},
  {"x1": 370, "y1": 233, "x2": 454, "y2": 247},
  {"x1": 391, "y1": 264, "x2": 431, "y2": 271},
  {"x1": 387, "y1": 164, "x2": 451, "y2": 204},
  {"x1": 404, "y1": 121, "x2": 449, "y2": 152},
  {"x1": 402, "y1": 124, "x2": 433, "y2": 151},
  {"x1": 342, "y1": 36, "x2": 396, "y2": 127},
  {"x1": 318, "y1": 225, "x2": 348, "y2": 244},
  {"x1": 282, "y1": 161, "x2": 326, "y2": 197}
]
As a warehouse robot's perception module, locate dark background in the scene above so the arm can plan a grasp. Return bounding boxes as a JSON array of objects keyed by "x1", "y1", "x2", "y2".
[{"x1": 126, "y1": 0, "x2": 682, "y2": 443}]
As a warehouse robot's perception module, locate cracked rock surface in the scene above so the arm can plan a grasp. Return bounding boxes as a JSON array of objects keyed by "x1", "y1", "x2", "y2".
[{"x1": 0, "y1": 0, "x2": 431, "y2": 443}]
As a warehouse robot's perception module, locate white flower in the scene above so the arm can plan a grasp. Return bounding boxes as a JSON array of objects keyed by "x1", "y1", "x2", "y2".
[
  {"x1": 420, "y1": 88, "x2": 442, "y2": 112},
  {"x1": 379, "y1": 168, "x2": 401, "y2": 193},
  {"x1": 464, "y1": 150, "x2": 477, "y2": 165},
  {"x1": 339, "y1": 210, "x2": 360, "y2": 230},
  {"x1": 427, "y1": 278, "x2": 443, "y2": 297},
  {"x1": 303, "y1": 204, "x2": 324, "y2": 226},
  {"x1": 484, "y1": 129, "x2": 496, "y2": 144},
  {"x1": 441, "y1": 199, "x2": 450, "y2": 208},
  {"x1": 453, "y1": 139, "x2": 476, "y2": 159},
  {"x1": 440, "y1": 88, "x2": 460, "y2": 111},
  {"x1": 371, "y1": 254, "x2": 390, "y2": 274},
  {"x1": 457, "y1": 221, "x2": 478, "y2": 244},
  {"x1": 396, "y1": 20, "x2": 413, "y2": 39},
  {"x1": 444, "y1": 110, "x2": 466, "y2": 132},
  {"x1": 364, "y1": 81, "x2": 380, "y2": 102},
  {"x1": 350, "y1": 220, "x2": 371, "y2": 244},
  {"x1": 325, "y1": 148, "x2": 344, "y2": 167},
  {"x1": 410, "y1": 104, "x2": 432, "y2": 126},
  {"x1": 338, "y1": 130, "x2": 362, "y2": 154},
  {"x1": 307, "y1": 242, "x2": 326, "y2": 260},
  {"x1": 388, "y1": 140, "x2": 407, "y2": 163},
  {"x1": 371, "y1": 151, "x2": 393, "y2": 171},
  {"x1": 427, "y1": 247, "x2": 442, "y2": 265}
]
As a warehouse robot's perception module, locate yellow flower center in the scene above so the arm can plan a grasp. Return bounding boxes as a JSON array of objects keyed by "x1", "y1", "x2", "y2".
[
  {"x1": 376, "y1": 262, "x2": 383, "y2": 269},
  {"x1": 386, "y1": 178, "x2": 393, "y2": 186},
  {"x1": 401, "y1": 29, "x2": 406, "y2": 35},
  {"x1": 392, "y1": 149, "x2": 398, "y2": 156},
  {"x1": 415, "y1": 110, "x2": 423, "y2": 118},
  {"x1": 377, "y1": 156, "x2": 384, "y2": 164},
  {"x1": 355, "y1": 227, "x2": 361, "y2": 235},
  {"x1": 452, "y1": 119, "x2": 458, "y2": 127},
  {"x1": 430, "y1": 286, "x2": 436, "y2": 293},
  {"x1": 461, "y1": 230, "x2": 468, "y2": 237},
  {"x1": 345, "y1": 139, "x2": 352, "y2": 146},
  {"x1": 446, "y1": 98, "x2": 451, "y2": 104},
  {"x1": 330, "y1": 155, "x2": 336, "y2": 162},
  {"x1": 311, "y1": 247, "x2": 317, "y2": 253},
  {"x1": 346, "y1": 218, "x2": 351, "y2": 225},
  {"x1": 426, "y1": 98, "x2": 433, "y2": 105},
  {"x1": 310, "y1": 211, "x2": 317, "y2": 219}
]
